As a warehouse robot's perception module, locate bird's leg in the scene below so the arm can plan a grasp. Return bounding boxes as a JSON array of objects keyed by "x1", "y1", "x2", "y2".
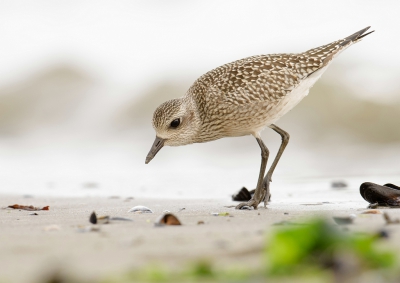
[
  {"x1": 236, "y1": 136, "x2": 269, "y2": 210},
  {"x1": 262, "y1": 124, "x2": 290, "y2": 207}
]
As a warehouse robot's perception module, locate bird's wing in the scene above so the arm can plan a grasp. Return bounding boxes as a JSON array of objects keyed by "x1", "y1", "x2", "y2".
[
  {"x1": 188, "y1": 54, "x2": 311, "y2": 105},
  {"x1": 188, "y1": 27, "x2": 373, "y2": 106}
]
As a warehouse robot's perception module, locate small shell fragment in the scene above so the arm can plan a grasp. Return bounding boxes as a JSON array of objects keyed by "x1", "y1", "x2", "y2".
[
  {"x1": 239, "y1": 205, "x2": 254, "y2": 210},
  {"x1": 211, "y1": 212, "x2": 231, "y2": 216},
  {"x1": 89, "y1": 211, "x2": 110, "y2": 224},
  {"x1": 128, "y1": 205, "x2": 153, "y2": 213},
  {"x1": 155, "y1": 213, "x2": 182, "y2": 226},
  {"x1": 197, "y1": 220, "x2": 205, "y2": 225},
  {"x1": 361, "y1": 210, "x2": 382, "y2": 214}
]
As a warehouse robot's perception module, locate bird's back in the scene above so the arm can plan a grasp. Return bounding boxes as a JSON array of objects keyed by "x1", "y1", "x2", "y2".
[
  {"x1": 185, "y1": 27, "x2": 372, "y2": 141},
  {"x1": 188, "y1": 27, "x2": 372, "y2": 104}
]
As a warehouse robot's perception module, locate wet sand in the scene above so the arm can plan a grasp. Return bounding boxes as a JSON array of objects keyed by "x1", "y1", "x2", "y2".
[{"x1": 1, "y1": 194, "x2": 400, "y2": 283}]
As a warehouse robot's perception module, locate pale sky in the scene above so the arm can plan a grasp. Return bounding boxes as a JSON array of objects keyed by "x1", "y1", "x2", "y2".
[{"x1": 0, "y1": 0, "x2": 399, "y2": 101}]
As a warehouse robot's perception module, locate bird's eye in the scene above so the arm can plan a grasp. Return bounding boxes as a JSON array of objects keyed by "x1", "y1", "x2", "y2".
[{"x1": 170, "y1": 118, "x2": 180, "y2": 128}]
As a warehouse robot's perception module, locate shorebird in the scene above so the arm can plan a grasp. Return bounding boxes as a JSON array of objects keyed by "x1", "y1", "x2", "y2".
[{"x1": 145, "y1": 27, "x2": 373, "y2": 209}]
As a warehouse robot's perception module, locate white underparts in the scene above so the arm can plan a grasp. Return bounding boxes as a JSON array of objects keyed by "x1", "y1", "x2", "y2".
[{"x1": 268, "y1": 66, "x2": 329, "y2": 124}]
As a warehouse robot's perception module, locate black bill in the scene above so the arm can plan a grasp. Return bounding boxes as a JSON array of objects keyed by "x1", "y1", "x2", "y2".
[{"x1": 145, "y1": 136, "x2": 165, "y2": 164}]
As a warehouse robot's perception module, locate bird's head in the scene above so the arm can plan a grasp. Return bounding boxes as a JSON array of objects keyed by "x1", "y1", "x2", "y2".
[{"x1": 145, "y1": 98, "x2": 199, "y2": 164}]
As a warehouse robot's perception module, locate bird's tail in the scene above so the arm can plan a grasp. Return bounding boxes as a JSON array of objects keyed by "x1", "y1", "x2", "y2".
[
  {"x1": 339, "y1": 26, "x2": 374, "y2": 47},
  {"x1": 303, "y1": 26, "x2": 374, "y2": 74}
]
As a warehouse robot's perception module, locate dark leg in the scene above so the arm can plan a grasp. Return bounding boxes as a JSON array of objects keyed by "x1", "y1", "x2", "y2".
[
  {"x1": 262, "y1": 124, "x2": 290, "y2": 207},
  {"x1": 236, "y1": 136, "x2": 269, "y2": 210}
]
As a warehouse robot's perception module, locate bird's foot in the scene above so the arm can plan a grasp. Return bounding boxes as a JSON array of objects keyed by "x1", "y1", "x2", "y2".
[{"x1": 235, "y1": 199, "x2": 260, "y2": 210}]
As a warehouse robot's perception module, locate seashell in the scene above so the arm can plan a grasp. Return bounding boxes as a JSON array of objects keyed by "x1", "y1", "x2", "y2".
[
  {"x1": 360, "y1": 182, "x2": 400, "y2": 207},
  {"x1": 155, "y1": 213, "x2": 182, "y2": 226},
  {"x1": 89, "y1": 212, "x2": 97, "y2": 224},
  {"x1": 128, "y1": 205, "x2": 153, "y2": 213},
  {"x1": 197, "y1": 220, "x2": 205, "y2": 225}
]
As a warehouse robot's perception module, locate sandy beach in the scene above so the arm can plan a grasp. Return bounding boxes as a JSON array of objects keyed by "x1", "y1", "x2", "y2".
[{"x1": 1, "y1": 191, "x2": 400, "y2": 283}]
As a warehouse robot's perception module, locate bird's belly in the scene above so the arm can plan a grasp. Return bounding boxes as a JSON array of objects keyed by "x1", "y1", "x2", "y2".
[
  {"x1": 225, "y1": 67, "x2": 327, "y2": 136},
  {"x1": 262, "y1": 66, "x2": 328, "y2": 125}
]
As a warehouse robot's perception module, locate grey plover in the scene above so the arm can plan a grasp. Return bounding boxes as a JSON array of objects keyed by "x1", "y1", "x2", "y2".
[{"x1": 145, "y1": 27, "x2": 373, "y2": 209}]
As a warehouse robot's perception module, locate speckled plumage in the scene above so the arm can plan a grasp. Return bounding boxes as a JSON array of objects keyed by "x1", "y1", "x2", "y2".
[{"x1": 146, "y1": 27, "x2": 373, "y2": 209}]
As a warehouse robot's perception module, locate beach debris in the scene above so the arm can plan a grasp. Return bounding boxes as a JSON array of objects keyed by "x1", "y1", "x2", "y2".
[
  {"x1": 6, "y1": 204, "x2": 49, "y2": 211},
  {"x1": 178, "y1": 208, "x2": 186, "y2": 212},
  {"x1": 89, "y1": 211, "x2": 132, "y2": 224},
  {"x1": 239, "y1": 205, "x2": 254, "y2": 210},
  {"x1": 155, "y1": 213, "x2": 182, "y2": 226},
  {"x1": 128, "y1": 205, "x2": 153, "y2": 213},
  {"x1": 360, "y1": 182, "x2": 400, "y2": 207},
  {"x1": 333, "y1": 215, "x2": 356, "y2": 225},
  {"x1": 232, "y1": 187, "x2": 253, "y2": 201},
  {"x1": 211, "y1": 212, "x2": 230, "y2": 216},
  {"x1": 284, "y1": 212, "x2": 289, "y2": 215},
  {"x1": 197, "y1": 220, "x2": 205, "y2": 225},
  {"x1": 89, "y1": 212, "x2": 110, "y2": 224},
  {"x1": 29, "y1": 212, "x2": 39, "y2": 216},
  {"x1": 383, "y1": 212, "x2": 400, "y2": 225},
  {"x1": 44, "y1": 225, "x2": 61, "y2": 231},
  {"x1": 331, "y1": 180, "x2": 348, "y2": 189},
  {"x1": 361, "y1": 210, "x2": 382, "y2": 214}
]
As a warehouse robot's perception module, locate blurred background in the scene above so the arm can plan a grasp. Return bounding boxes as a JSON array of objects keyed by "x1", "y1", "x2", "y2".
[{"x1": 0, "y1": 1, "x2": 399, "y2": 199}]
